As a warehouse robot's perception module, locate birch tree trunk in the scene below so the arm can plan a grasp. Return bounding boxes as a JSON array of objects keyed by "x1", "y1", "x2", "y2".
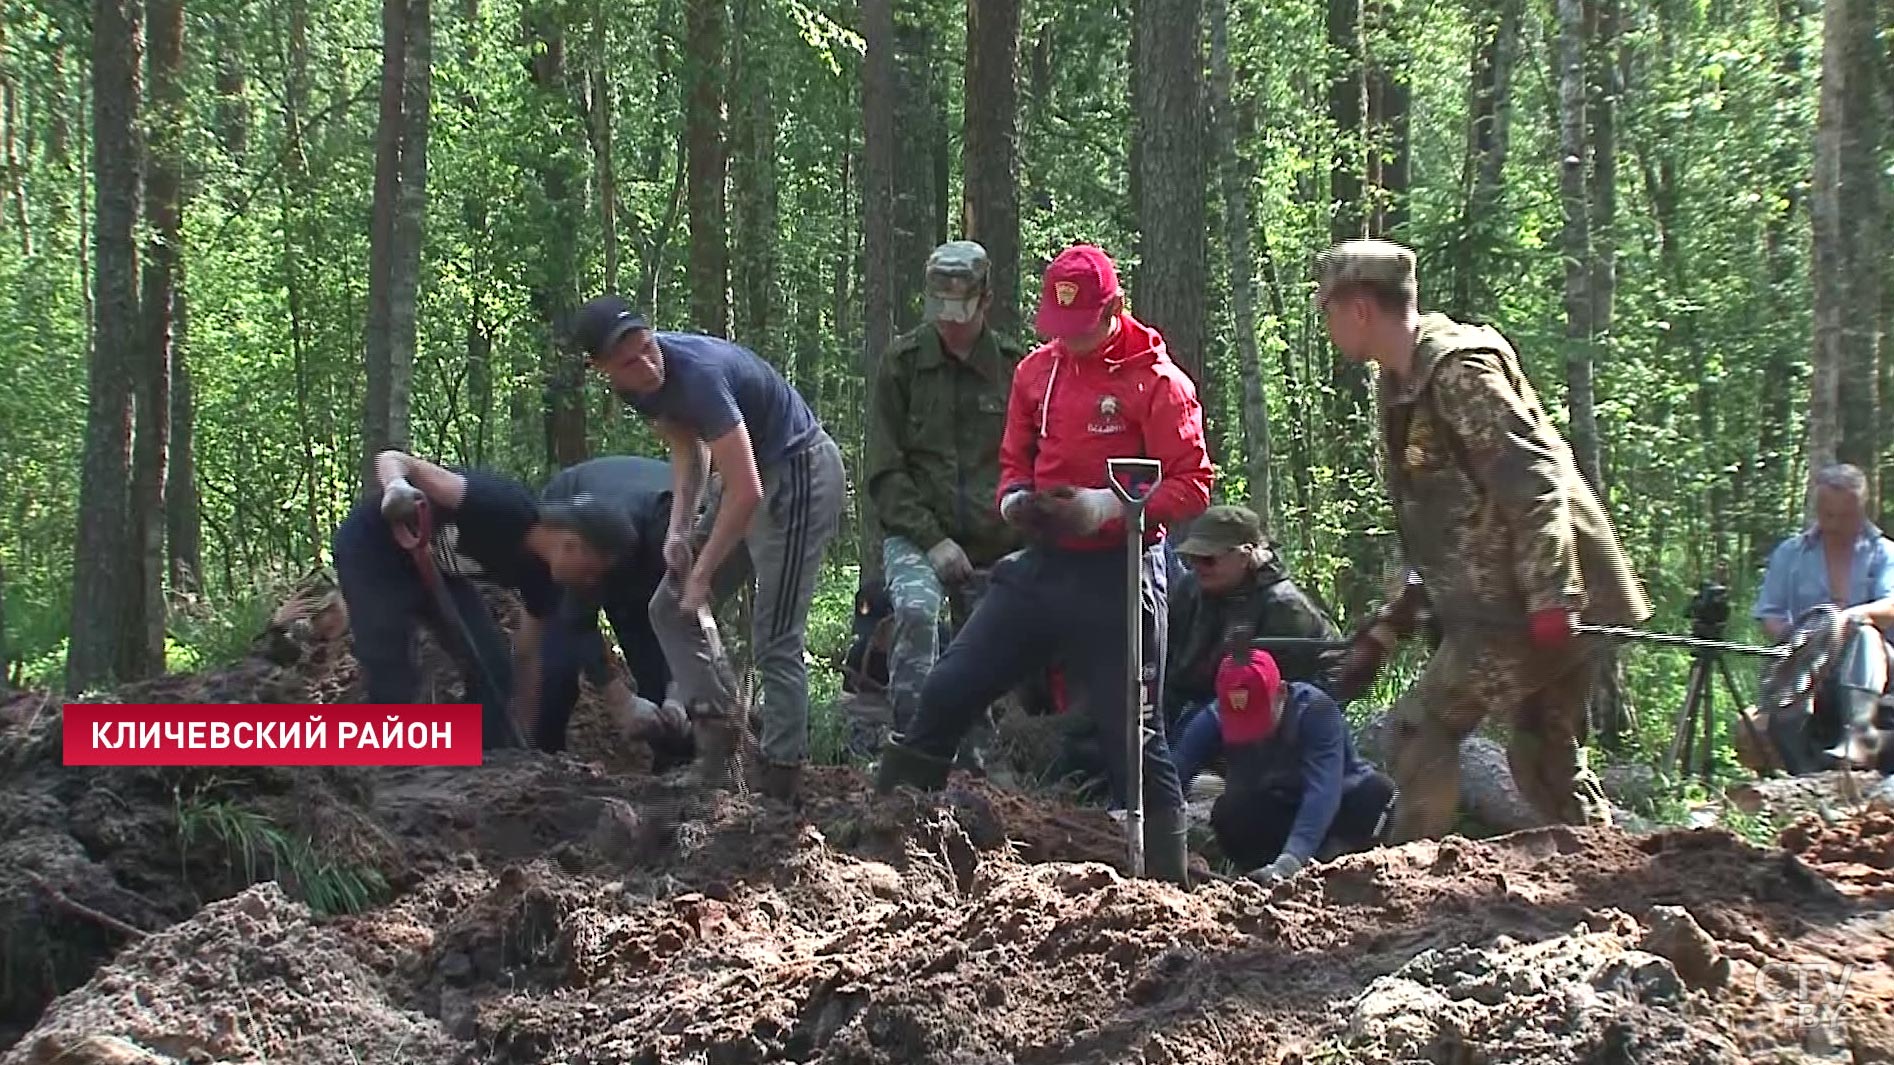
[
  {"x1": 1556, "y1": 0, "x2": 1601, "y2": 491},
  {"x1": 1807, "y1": 0, "x2": 1885, "y2": 500}
]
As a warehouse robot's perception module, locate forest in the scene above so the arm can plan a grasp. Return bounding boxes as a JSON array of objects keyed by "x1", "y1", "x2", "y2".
[{"x1": 0, "y1": 0, "x2": 1888, "y2": 770}]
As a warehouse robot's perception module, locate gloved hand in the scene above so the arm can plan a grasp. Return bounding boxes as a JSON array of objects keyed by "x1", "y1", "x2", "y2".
[
  {"x1": 1331, "y1": 622, "x2": 1396, "y2": 703},
  {"x1": 1527, "y1": 607, "x2": 1576, "y2": 649},
  {"x1": 381, "y1": 476, "x2": 425, "y2": 525},
  {"x1": 663, "y1": 529, "x2": 694, "y2": 579},
  {"x1": 1035, "y1": 486, "x2": 1124, "y2": 537},
  {"x1": 926, "y1": 537, "x2": 975, "y2": 584},
  {"x1": 1245, "y1": 851, "x2": 1305, "y2": 885}
]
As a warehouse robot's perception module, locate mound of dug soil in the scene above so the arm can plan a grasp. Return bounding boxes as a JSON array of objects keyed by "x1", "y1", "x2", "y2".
[{"x1": 10, "y1": 778, "x2": 1894, "y2": 1065}]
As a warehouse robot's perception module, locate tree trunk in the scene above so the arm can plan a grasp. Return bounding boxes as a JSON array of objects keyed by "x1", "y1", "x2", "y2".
[
  {"x1": 126, "y1": 0, "x2": 184, "y2": 679},
  {"x1": 1208, "y1": 0, "x2": 1269, "y2": 514},
  {"x1": 1133, "y1": 0, "x2": 1207, "y2": 386},
  {"x1": 212, "y1": 2, "x2": 248, "y2": 172},
  {"x1": 167, "y1": 274, "x2": 201, "y2": 594},
  {"x1": 1452, "y1": 0, "x2": 1521, "y2": 317},
  {"x1": 1754, "y1": 0, "x2": 1811, "y2": 556},
  {"x1": 68, "y1": 0, "x2": 142, "y2": 693},
  {"x1": 389, "y1": 0, "x2": 430, "y2": 461},
  {"x1": 588, "y1": 1, "x2": 619, "y2": 294},
  {"x1": 892, "y1": 19, "x2": 943, "y2": 333},
  {"x1": 1556, "y1": 0, "x2": 1600, "y2": 492},
  {"x1": 1807, "y1": 0, "x2": 1885, "y2": 501},
  {"x1": 1, "y1": 46, "x2": 30, "y2": 256},
  {"x1": 526, "y1": 5, "x2": 586, "y2": 470},
  {"x1": 1365, "y1": 0, "x2": 1410, "y2": 239},
  {"x1": 361, "y1": 0, "x2": 411, "y2": 485},
  {"x1": 729, "y1": 0, "x2": 778, "y2": 353},
  {"x1": 685, "y1": 0, "x2": 729, "y2": 335},
  {"x1": 963, "y1": 0, "x2": 1021, "y2": 339},
  {"x1": 861, "y1": 0, "x2": 895, "y2": 583},
  {"x1": 1328, "y1": 0, "x2": 1365, "y2": 243}
]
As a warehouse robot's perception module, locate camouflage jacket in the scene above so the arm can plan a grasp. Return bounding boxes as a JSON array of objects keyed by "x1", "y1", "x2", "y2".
[
  {"x1": 1376, "y1": 314, "x2": 1652, "y2": 632},
  {"x1": 866, "y1": 324, "x2": 1028, "y2": 565},
  {"x1": 1163, "y1": 557, "x2": 1344, "y2": 721}
]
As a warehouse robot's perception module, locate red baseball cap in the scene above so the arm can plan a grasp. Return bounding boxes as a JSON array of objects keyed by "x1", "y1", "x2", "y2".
[
  {"x1": 1035, "y1": 244, "x2": 1120, "y2": 339},
  {"x1": 1216, "y1": 649, "x2": 1284, "y2": 745}
]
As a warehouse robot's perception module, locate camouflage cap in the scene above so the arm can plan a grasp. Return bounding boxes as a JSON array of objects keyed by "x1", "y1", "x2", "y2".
[
  {"x1": 1313, "y1": 239, "x2": 1418, "y2": 309},
  {"x1": 1176, "y1": 504, "x2": 1264, "y2": 557},
  {"x1": 924, "y1": 240, "x2": 991, "y2": 324}
]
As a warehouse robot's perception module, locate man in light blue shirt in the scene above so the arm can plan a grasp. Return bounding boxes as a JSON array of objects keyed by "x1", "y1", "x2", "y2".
[{"x1": 1754, "y1": 463, "x2": 1894, "y2": 765}]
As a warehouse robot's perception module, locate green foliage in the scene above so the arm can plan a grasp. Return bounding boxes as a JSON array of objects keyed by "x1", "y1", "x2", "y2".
[
  {"x1": 174, "y1": 780, "x2": 389, "y2": 917},
  {"x1": 0, "y1": 0, "x2": 1847, "y2": 800}
]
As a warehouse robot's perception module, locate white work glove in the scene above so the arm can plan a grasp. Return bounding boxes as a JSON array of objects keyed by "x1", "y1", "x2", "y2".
[
  {"x1": 1000, "y1": 490, "x2": 1030, "y2": 524},
  {"x1": 926, "y1": 537, "x2": 975, "y2": 584},
  {"x1": 381, "y1": 476, "x2": 425, "y2": 524},
  {"x1": 1245, "y1": 851, "x2": 1305, "y2": 886},
  {"x1": 1052, "y1": 486, "x2": 1124, "y2": 536}
]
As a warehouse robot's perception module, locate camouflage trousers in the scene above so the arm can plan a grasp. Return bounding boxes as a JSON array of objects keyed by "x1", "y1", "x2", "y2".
[
  {"x1": 1385, "y1": 631, "x2": 1612, "y2": 842},
  {"x1": 881, "y1": 536, "x2": 995, "y2": 769}
]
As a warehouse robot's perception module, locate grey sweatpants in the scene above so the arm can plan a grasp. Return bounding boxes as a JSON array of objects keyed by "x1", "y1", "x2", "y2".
[{"x1": 650, "y1": 432, "x2": 846, "y2": 766}]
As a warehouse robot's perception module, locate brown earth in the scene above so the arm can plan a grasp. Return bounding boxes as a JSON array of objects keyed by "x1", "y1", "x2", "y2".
[{"x1": 2, "y1": 578, "x2": 1892, "y2": 1064}]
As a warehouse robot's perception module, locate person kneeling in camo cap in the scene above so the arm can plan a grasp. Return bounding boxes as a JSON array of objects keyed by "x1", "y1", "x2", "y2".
[{"x1": 1314, "y1": 238, "x2": 1651, "y2": 842}]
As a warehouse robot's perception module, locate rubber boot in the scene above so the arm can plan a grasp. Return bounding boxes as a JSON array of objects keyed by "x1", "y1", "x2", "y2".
[
  {"x1": 873, "y1": 736, "x2": 953, "y2": 794},
  {"x1": 1143, "y1": 805, "x2": 1192, "y2": 889},
  {"x1": 761, "y1": 761, "x2": 803, "y2": 806},
  {"x1": 691, "y1": 706, "x2": 746, "y2": 793},
  {"x1": 1824, "y1": 687, "x2": 1884, "y2": 768}
]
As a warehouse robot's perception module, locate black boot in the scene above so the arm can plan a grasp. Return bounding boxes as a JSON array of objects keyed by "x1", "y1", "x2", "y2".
[
  {"x1": 874, "y1": 736, "x2": 953, "y2": 794},
  {"x1": 762, "y1": 761, "x2": 803, "y2": 805},
  {"x1": 691, "y1": 707, "x2": 747, "y2": 793},
  {"x1": 1142, "y1": 805, "x2": 1192, "y2": 889}
]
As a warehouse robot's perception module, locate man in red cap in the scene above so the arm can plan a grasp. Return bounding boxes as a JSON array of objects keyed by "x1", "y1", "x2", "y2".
[
  {"x1": 1173, "y1": 649, "x2": 1394, "y2": 884},
  {"x1": 872, "y1": 243, "x2": 1214, "y2": 888}
]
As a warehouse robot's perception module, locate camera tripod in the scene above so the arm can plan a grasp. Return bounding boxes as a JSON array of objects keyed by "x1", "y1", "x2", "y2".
[{"x1": 1661, "y1": 583, "x2": 1752, "y2": 782}]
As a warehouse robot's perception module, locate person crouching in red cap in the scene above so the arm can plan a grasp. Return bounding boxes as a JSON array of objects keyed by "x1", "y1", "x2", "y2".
[
  {"x1": 1172, "y1": 648, "x2": 1396, "y2": 884},
  {"x1": 872, "y1": 243, "x2": 1214, "y2": 888}
]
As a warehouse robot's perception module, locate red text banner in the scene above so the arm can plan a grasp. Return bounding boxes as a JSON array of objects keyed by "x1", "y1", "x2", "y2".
[{"x1": 61, "y1": 704, "x2": 484, "y2": 766}]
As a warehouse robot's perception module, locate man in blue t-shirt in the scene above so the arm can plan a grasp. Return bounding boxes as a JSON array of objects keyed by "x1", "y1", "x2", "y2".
[{"x1": 572, "y1": 296, "x2": 846, "y2": 804}]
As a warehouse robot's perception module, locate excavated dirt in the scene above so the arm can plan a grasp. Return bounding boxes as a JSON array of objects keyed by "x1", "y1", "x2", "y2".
[{"x1": 4, "y1": 576, "x2": 1893, "y2": 1064}]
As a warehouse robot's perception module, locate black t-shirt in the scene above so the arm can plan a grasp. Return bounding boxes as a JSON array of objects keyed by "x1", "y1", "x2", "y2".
[
  {"x1": 539, "y1": 456, "x2": 673, "y2": 608},
  {"x1": 425, "y1": 468, "x2": 558, "y2": 619}
]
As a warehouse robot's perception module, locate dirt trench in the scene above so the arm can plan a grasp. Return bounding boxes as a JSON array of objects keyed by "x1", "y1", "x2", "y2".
[{"x1": 3, "y1": 579, "x2": 1892, "y2": 1064}]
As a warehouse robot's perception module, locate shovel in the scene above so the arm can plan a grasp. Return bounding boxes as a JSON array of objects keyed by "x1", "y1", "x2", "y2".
[
  {"x1": 1106, "y1": 457, "x2": 1163, "y2": 878},
  {"x1": 392, "y1": 499, "x2": 528, "y2": 749}
]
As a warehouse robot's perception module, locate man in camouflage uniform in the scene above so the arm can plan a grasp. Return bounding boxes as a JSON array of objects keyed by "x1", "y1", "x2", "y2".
[
  {"x1": 864, "y1": 241, "x2": 1029, "y2": 764},
  {"x1": 1317, "y1": 239, "x2": 1653, "y2": 843}
]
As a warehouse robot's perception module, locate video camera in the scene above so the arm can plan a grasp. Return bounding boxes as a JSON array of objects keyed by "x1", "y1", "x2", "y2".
[{"x1": 1686, "y1": 581, "x2": 1730, "y2": 640}]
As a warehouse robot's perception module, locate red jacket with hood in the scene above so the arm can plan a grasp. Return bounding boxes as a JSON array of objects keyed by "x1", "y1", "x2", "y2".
[{"x1": 996, "y1": 312, "x2": 1214, "y2": 551}]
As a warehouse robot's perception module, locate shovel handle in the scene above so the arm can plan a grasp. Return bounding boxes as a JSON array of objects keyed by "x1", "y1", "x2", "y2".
[{"x1": 1106, "y1": 458, "x2": 1163, "y2": 507}]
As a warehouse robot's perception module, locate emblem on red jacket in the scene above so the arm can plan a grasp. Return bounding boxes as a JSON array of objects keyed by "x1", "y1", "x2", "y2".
[{"x1": 1089, "y1": 394, "x2": 1126, "y2": 435}]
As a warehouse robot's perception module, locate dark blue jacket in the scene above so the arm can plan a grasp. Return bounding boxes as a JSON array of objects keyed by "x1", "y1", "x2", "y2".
[{"x1": 1173, "y1": 682, "x2": 1374, "y2": 860}]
